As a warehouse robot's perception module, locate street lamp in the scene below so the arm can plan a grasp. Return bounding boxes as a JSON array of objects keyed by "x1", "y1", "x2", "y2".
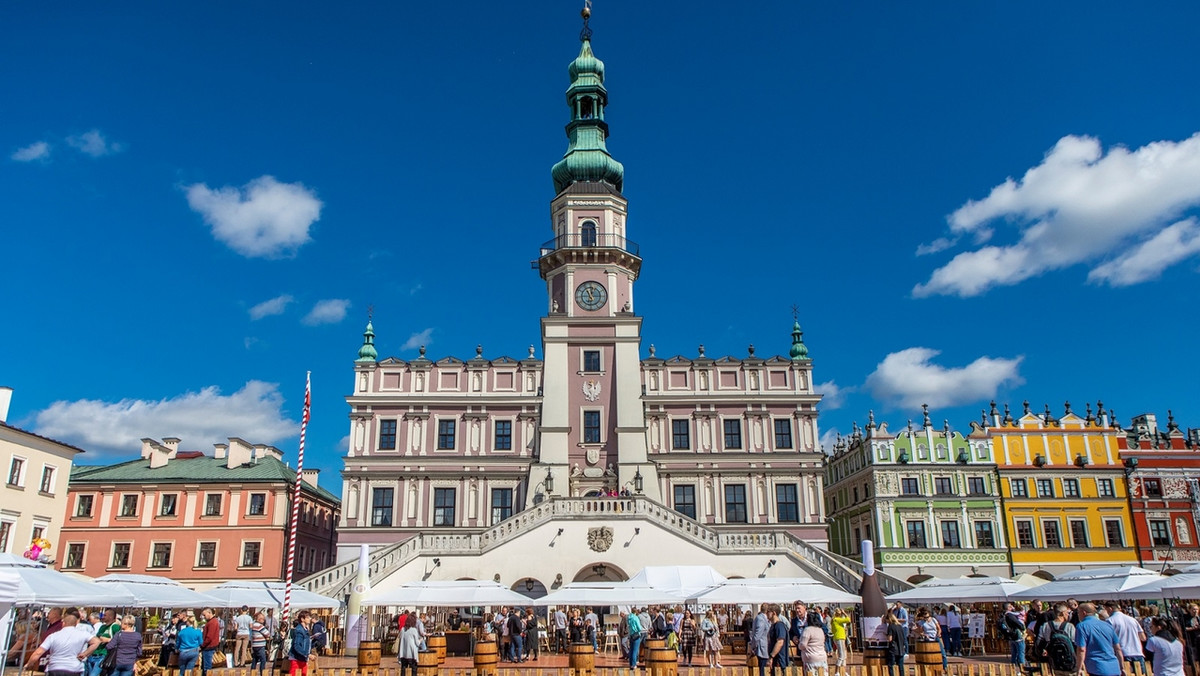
[
  {"x1": 545, "y1": 466, "x2": 554, "y2": 493},
  {"x1": 633, "y1": 468, "x2": 643, "y2": 494}
]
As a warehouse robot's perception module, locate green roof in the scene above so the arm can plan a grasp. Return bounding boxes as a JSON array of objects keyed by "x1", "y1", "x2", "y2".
[{"x1": 70, "y1": 454, "x2": 339, "y2": 504}]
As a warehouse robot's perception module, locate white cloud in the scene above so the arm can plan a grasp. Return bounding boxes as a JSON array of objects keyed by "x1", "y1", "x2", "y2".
[
  {"x1": 915, "y1": 237, "x2": 956, "y2": 256},
  {"x1": 1088, "y1": 218, "x2": 1200, "y2": 286},
  {"x1": 915, "y1": 132, "x2": 1200, "y2": 297},
  {"x1": 865, "y1": 347, "x2": 1024, "y2": 409},
  {"x1": 337, "y1": 435, "x2": 350, "y2": 453},
  {"x1": 401, "y1": 328, "x2": 434, "y2": 351},
  {"x1": 814, "y1": 380, "x2": 849, "y2": 410},
  {"x1": 66, "y1": 129, "x2": 123, "y2": 157},
  {"x1": 302, "y1": 299, "x2": 350, "y2": 326},
  {"x1": 249, "y1": 294, "x2": 294, "y2": 320},
  {"x1": 11, "y1": 141, "x2": 50, "y2": 162},
  {"x1": 33, "y1": 381, "x2": 297, "y2": 458},
  {"x1": 819, "y1": 428, "x2": 841, "y2": 454},
  {"x1": 186, "y1": 175, "x2": 322, "y2": 258}
]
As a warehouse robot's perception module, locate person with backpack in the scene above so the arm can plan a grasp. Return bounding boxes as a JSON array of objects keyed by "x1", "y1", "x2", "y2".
[
  {"x1": 1145, "y1": 616, "x2": 1185, "y2": 676},
  {"x1": 1036, "y1": 603, "x2": 1077, "y2": 676},
  {"x1": 1001, "y1": 603, "x2": 1027, "y2": 667}
]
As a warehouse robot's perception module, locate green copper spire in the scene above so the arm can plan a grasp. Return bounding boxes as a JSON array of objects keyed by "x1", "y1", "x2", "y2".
[
  {"x1": 356, "y1": 320, "x2": 377, "y2": 363},
  {"x1": 789, "y1": 320, "x2": 809, "y2": 360},
  {"x1": 550, "y1": 7, "x2": 624, "y2": 194}
]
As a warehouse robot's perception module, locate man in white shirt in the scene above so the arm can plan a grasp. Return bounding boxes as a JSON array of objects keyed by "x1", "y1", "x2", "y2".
[
  {"x1": 1103, "y1": 602, "x2": 1146, "y2": 668},
  {"x1": 234, "y1": 607, "x2": 253, "y2": 667},
  {"x1": 25, "y1": 608, "x2": 91, "y2": 676}
]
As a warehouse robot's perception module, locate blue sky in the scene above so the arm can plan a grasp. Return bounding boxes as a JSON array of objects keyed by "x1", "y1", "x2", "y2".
[{"x1": 4, "y1": 2, "x2": 1200, "y2": 490}]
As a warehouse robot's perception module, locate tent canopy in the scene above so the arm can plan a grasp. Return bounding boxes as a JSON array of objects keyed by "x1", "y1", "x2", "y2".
[
  {"x1": 690, "y1": 578, "x2": 858, "y2": 605},
  {"x1": 887, "y1": 577, "x2": 1030, "y2": 604},
  {"x1": 1119, "y1": 573, "x2": 1200, "y2": 600},
  {"x1": 364, "y1": 581, "x2": 532, "y2": 607},
  {"x1": 627, "y1": 566, "x2": 728, "y2": 598},
  {"x1": 2, "y1": 566, "x2": 136, "y2": 606},
  {"x1": 537, "y1": 583, "x2": 684, "y2": 607},
  {"x1": 205, "y1": 581, "x2": 340, "y2": 609},
  {"x1": 1010, "y1": 567, "x2": 1163, "y2": 602},
  {"x1": 95, "y1": 574, "x2": 217, "y2": 608}
]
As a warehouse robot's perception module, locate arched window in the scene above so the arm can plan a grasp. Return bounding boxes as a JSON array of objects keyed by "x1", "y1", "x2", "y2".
[
  {"x1": 580, "y1": 97, "x2": 594, "y2": 119},
  {"x1": 580, "y1": 220, "x2": 597, "y2": 246}
]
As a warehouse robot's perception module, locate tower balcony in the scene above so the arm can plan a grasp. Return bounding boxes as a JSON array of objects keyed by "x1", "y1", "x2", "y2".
[{"x1": 535, "y1": 233, "x2": 643, "y2": 278}]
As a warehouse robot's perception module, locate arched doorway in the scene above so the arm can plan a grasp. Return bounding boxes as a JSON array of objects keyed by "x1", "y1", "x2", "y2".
[
  {"x1": 573, "y1": 562, "x2": 629, "y2": 583},
  {"x1": 1032, "y1": 570, "x2": 1056, "y2": 581},
  {"x1": 513, "y1": 578, "x2": 548, "y2": 599},
  {"x1": 907, "y1": 574, "x2": 934, "y2": 584}
]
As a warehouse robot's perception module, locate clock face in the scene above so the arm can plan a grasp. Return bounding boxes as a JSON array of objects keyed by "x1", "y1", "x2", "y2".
[{"x1": 574, "y1": 281, "x2": 608, "y2": 311}]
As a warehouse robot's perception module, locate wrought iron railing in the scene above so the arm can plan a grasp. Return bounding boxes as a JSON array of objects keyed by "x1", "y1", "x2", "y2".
[{"x1": 539, "y1": 233, "x2": 640, "y2": 257}]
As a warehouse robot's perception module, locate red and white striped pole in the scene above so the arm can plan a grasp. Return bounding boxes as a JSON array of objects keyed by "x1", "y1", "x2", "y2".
[{"x1": 282, "y1": 371, "x2": 311, "y2": 630}]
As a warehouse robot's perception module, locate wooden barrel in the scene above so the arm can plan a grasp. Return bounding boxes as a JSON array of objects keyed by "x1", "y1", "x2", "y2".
[
  {"x1": 569, "y1": 642, "x2": 595, "y2": 673},
  {"x1": 913, "y1": 640, "x2": 944, "y2": 676},
  {"x1": 647, "y1": 647, "x2": 678, "y2": 676},
  {"x1": 642, "y1": 636, "x2": 666, "y2": 660},
  {"x1": 862, "y1": 643, "x2": 889, "y2": 676},
  {"x1": 428, "y1": 635, "x2": 447, "y2": 664},
  {"x1": 417, "y1": 650, "x2": 439, "y2": 676},
  {"x1": 474, "y1": 637, "x2": 499, "y2": 676},
  {"x1": 358, "y1": 640, "x2": 382, "y2": 667}
]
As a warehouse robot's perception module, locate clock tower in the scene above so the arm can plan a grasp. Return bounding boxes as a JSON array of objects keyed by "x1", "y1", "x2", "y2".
[{"x1": 532, "y1": 8, "x2": 657, "y2": 502}]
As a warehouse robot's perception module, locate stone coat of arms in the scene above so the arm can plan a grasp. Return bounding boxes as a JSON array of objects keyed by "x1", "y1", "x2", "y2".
[{"x1": 587, "y1": 526, "x2": 614, "y2": 552}]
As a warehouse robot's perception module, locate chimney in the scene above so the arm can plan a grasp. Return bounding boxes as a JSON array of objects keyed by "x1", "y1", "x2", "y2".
[
  {"x1": 161, "y1": 437, "x2": 181, "y2": 453},
  {"x1": 141, "y1": 438, "x2": 156, "y2": 460},
  {"x1": 226, "y1": 438, "x2": 254, "y2": 469},
  {"x1": 148, "y1": 441, "x2": 172, "y2": 469},
  {"x1": 300, "y1": 469, "x2": 320, "y2": 486},
  {"x1": 213, "y1": 443, "x2": 228, "y2": 459},
  {"x1": 0, "y1": 386, "x2": 12, "y2": 424},
  {"x1": 259, "y1": 445, "x2": 284, "y2": 461}
]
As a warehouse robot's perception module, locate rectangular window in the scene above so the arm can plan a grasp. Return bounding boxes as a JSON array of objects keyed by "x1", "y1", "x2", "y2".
[
  {"x1": 160, "y1": 494, "x2": 178, "y2": 516},
  {"x1": 901, "y1": 478, "x2": 920, "y2": 495},
  {"x1": 197, "y1": 542, "x2": 217, "y2": 568},
  {"x1": 934, "y1": 477, "x2": 953, "y2": 495},
  {"x1": 1069, "y1": 520, "x2": 1089, "y2": 547},
  {"x1": 64, "y1": 544, "x2": 85, "y2": 569},
  {"x1": 776, "y1": 484, "x2": 799, "y2": 523},
  {"x1": 491, "y1": 488, "x2": 513, "y2": 523},
  {"x1": 1010, "y1": 478, "x2": 1028, "y2": 498},
  {"x1": 1105, "y1": 519, "x2": 1125, "y2": 547},
  {"x1": 671, "y1": 419, "x2": 690, "y2": 450},
  {"x1": 111, "y1": 543, "x2": 131, "y2": 568},
  {"x1": 974, "y1": 521, "x2": 996, "y2": 548},
  {"x1": 583, "y1": 411, "x2": 601, "y2": 443},
  {"x1": 773, "y1": 419, "x2": 793, "y2": 449},
  {"x1": 906, "y1": 521, "x2": 927, "y2": 548},
  {"x1": 39, "y1": 466, "x2": 55, "y2": 494},
  {"x1": 150, "y1": 543, "x2": 172, "y2": 568},
  {"x1": 723, "y1": 419, "x2": 742, "y2": 449},
  {"x1": 371, "y1": 488, "x2": 394, "y2": 527},
  {"x1": 7, "y1": 458, "x2": 24, "y2": 486},
  {"x1": 941, "y1": 521, "x2": 961, "y2": 548},
  {"x1": 1063, "y1": 478, "x2": 1080, "y2": 498},
  {"x1": 202, "y1": 494, "x2": 224, "y2": 516},
  {"x1": 1042, "y1": 520, "x2": 1063, "y2": 548},
  {"x1": 120, "y1": 494, "x2": 139, "y2": 517},
  {"x1": 1098, "y1": 478, "x2": 1115, "y2": 498},
  {"x1": 242, "y1": 542, "x2": 261, "y2": 567},
  {"x1": 583, "y1": 350, "x2": 601, "y2": 372},
  {"x1": 724, "y1": 484, "x2": 748, "y2": 523},
  {"x1": 434, "y1": 488, "x2": 456, "y2": 526},
  {"x1": 967, "y1": 477, "x2": 986, "y2": 495},
  {"x1": 1015, "y1": 520, "x2": 1035, "y2": 548},
  {"x1": 75, "y1": 495, "x2": 94, "y2": 517},
  {"x1": 1036, "y1": 479, "x2": 1054, "y2": 498},
  {"x1": 1145, "y1": 479, "x2": 1163, "y2": 498},
  {"x1": 437, "y1": 420, "x2": 456, "y2": 450},
  {"x1": 1149, "y1": 519, "x2": 1172, "y2": 546},
  {"x1": 248, "y1": 493, "x2": 266, "y2": 516},
  {"x1": 378, "y1": 419, "x2": 397, "y2": 450},
  {"x1": 674, "y1": 485, "x2": 696, "y2": 519},
  {"x1": 494, "y1": 420, "x2": 512, "y2": 450},
  {"x1": 0, "y1": 522, "x2": 11, "y2": 553}
]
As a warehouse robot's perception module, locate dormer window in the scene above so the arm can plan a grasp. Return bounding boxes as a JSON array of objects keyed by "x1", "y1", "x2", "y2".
[{"x1": 580, "y1": 220, "x2": 597, "y2": 246}]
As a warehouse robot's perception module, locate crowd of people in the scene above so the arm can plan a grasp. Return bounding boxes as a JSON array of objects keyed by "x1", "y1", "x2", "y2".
[{"x1": 6, "y1": 605, "x2": 328, "y2": 676}]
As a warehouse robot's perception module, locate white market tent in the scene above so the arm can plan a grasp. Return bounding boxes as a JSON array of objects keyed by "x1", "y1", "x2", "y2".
[
  {"x1": 537, "y1": 583, "x2": 685, "y2": 607},
  {"x1": 95, "y1": 573, "x2": 218, "y2": 608},
  {"x1": 886, "y1": 577, "x2": 1031, "y2": 604},
  {"x1": 1010, "y1": 567, "x2": 1163, "y2": 602},
  {"x1": 205, "y1": 581, "x2": 340, "y2": 609},
  {"x1": 690, "y1": 577, "x2": 859, "y2": 605},
  {"x1": 626, "y1": 565, "x2": 728, "y2": 599},
  {"x1": 1120, "y1": 573, "x2": 1200, "y2": 600},
  {"x1": 0, "y1": 557, "x2": 135, "y2": 606},
  {"x1": 364, "y1": 581, "x2": 532, "y2": 607}
]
